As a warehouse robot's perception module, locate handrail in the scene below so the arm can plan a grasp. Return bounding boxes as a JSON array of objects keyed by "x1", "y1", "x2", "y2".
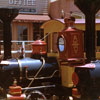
[{"x1": 0, "y1": 40, "x2": 34, "y2": 57}]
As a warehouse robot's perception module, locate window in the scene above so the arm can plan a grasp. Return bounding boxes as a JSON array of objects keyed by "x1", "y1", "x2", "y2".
[
  {"x1": 58, "y1": 36, "x2": 64, "y2": 52},
  {"x1": 97, "y1": 31, "x2": 100, "y2": 46},
  {"x1": 33, "y1": 23, "x2": 43, "y2": 40},
  {"x1": 0, "y1": 21, "x2": 3, "y2": 41},
  {"x1": 46, "y1": 32, "x2": 58, "y2": 53},
  {"x1": 17, "y1": 25, "x2": 28, "y2": 41},
  {"x1": 50, "y1": 0, "x2": 57, "y2": 2},
  {"x1": 52, "y1": 32, "x2": 58, "y2": 53},
  {"x1": 46, "y1": 33, "x2": 50, "y2": 52}
]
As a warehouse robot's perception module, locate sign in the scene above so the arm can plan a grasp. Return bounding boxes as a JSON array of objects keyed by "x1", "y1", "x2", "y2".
[
  {"x1": 0, "y1": 0, "x2": 36, "y2": 8},
  {"x1": 0, "y1": 0, "x2": 48, "y2": 14},
  {"x1": 9, "y1": 0, "x2": 36, "y2": 6}
]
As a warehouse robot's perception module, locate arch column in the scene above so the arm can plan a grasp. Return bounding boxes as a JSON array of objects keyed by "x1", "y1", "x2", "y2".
[
  {"x1": 75, "y1": 0, "x2": 100, "y2": 62},
  {"x1": 0, "y1": 8, "x2": 19, "y2": 59}
]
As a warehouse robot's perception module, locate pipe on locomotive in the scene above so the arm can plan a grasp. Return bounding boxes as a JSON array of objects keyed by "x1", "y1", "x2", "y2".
[
  {"x1": 24, "y1": 56, "x2": 45, "y2": 94},
  {"x1": 25, "y1": 68, "x2": 59, "y2": 80}
]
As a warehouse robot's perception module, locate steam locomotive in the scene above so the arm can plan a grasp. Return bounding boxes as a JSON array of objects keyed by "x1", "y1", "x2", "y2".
[{"x1": 1, "y1": 16, "x2": 100, "y2": 100}]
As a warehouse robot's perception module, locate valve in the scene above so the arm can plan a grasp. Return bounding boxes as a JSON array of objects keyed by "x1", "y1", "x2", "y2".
[{"x1": 7, "y1": 79, "x2": 26, "y2": 100}]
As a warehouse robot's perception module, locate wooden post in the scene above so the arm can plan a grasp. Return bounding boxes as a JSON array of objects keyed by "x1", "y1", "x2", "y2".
[
  {"x1": 0, "y1": 8, "x2": 19, "y2": 59},
  {"x1": 74, "y1": 0, "x2": 100, "y2": 62}
]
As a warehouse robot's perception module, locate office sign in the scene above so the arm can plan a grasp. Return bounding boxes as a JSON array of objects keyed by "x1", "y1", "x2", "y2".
[
  {"x1": 0, "y1": 0, "x2": 48, "y2": 14},
  {"x1": 0, "y1": 0, "x2": 36, "y2": 8},
  {"x1": 0, "y1": 0, "x2": 48, "y2": 9}
]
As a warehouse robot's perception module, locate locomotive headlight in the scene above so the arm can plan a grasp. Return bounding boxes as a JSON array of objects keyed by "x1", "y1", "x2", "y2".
[{"x1": 58, "y1": 35, "x2": 65, "y2": 52}]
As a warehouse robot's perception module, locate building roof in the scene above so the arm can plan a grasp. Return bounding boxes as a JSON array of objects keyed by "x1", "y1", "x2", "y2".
[
  {"x1": 13, "y1": 14, "x2": 51, "y2": 23},
  {"x1": 56, "y1": 18, "x2": 100, "y2": 24},
  {"x1": 41, "y1": 18, "x2": 100, "y2": 32}
]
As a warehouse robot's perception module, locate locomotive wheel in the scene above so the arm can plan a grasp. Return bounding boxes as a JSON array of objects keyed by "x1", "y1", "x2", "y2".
[{"x1": 27, "y1": 90, "x2": 47, "y2": 100}]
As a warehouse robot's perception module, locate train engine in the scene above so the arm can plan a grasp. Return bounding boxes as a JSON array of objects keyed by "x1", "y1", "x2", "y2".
[{"x1": 0, "y1": 16, "x2": 99, "y2": 100}]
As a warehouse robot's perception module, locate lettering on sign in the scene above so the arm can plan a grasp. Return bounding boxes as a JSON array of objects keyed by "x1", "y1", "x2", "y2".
[
  {"x1": 0, "y1": 0, "x2": 48, "y2": 14},
  {"x1": 72, "y1": 35, "x2": 79, "y2": 54},
  {"x1": 9, "y1": 0, "x2": 36, "y2": 6}
]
